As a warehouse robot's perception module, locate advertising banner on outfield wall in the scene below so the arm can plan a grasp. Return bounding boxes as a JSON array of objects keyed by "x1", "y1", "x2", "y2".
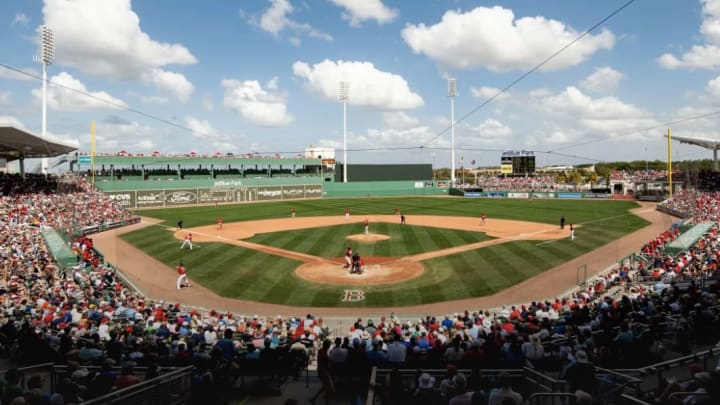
[
  {"x1": 165, "y1": 189, "x2": 198, "y2": 206},
  {"x1": 508, "y1": 192, "x2": 529, "y2": 199},
  {"x1": 106, "y1": 190, "x2": 136, "y2": 208},
  {"x1": 558, "y1": 192, "x2": 582, "y2": 199},
  {"x1": 198, "y1": 188, "x2": 235, "y2": 203},
  {"x1": 135, "y1": 190, "x2": 165, "y2": 208},
  {"x1": 531, "y1": 192, "x2": 555, "y2": 199},
  {"x1": 585, "y1": 193, "x2": 611, "y2": 199},
  {"x1": 304, "y1": 185, "x2": 322, "y2": 198},
  {"x1": 282, "y1": 186, "x2": 305, "y2": 199},
  {"x1": 257, "y1": 186, "x2": 283, "y2": 201}
]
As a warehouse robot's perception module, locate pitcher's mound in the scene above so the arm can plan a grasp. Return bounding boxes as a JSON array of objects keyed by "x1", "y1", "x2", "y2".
[
  {"x1": 346, "y1": 233, "x2": 389, "y2": 242},
  {"x1": 295, "y1": 258, "x2": 423, "y2": 286}
]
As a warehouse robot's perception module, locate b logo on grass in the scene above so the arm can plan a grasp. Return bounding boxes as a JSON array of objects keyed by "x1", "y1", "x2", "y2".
[{"x1": 342, "y1": 290, "x2": 365, "y2": 302}]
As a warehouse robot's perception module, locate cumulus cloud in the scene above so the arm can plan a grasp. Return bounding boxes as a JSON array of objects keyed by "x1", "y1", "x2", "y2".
[
  {"x1": 0, "y1": 66, "x2": 39, "y2": 81},
  {"x1": 402, "y1": 6, "x2": 614, "y2": 71},
  {"x1": 96, "y1": 116, "x2": 154, "y2": 151},
  {"x1": 221, "y1": 79, "x2": 293, "y2": 126},
  {"x1": 382, "y1": 112, "x2": 419, "y2": 129},
  {"x1": 0, "y1": 91, "x2": 11, "y2": 105},
  {"x1": 12, "y1": 12, "x2": 30, "y2": 27},
  {"x1": 580, "y1": 66, "x2": 624, "y2": 93},
  {"x1": 0, "y1": 115, "x2": 25, "y2": 128},
  {"x1": 538, "y1": 86, "x2": 656, "y2": 134},
  {"x1": 658, "y1": 0, "x2": 720, "y2": 69},
  {"x1": 470, "y1": 86, "x2": 510, "y2": 101},
  {"x1": 31, "y1": 71, "x2": 127, "y2": 112},
  {"x1": 465, "y1": 118, "x2": 513, "y2": 140},
  {"x1": 328, "y1": 0, "x2": 398, "y2": 27},
  {"x1": 707, "y1": 75, "x2": 720, "y2": 97},
  {"x1": 42, "y1": 0, "x2": 196, "y2": 100},
  {"x1": 184, "y1": 116, "x2": 240, "y2": 151},
  {"x1": 257, "y1": 0, "x2": 332, "y2": 42},
  {"x1": 292, "y1": 59, "x2": 423, "y2": 110}
]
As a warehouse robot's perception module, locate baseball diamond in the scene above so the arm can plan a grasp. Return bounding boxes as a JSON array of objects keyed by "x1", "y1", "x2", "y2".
[{"x1": 92, "y1": 197, "x2": 669, "y2": 312}]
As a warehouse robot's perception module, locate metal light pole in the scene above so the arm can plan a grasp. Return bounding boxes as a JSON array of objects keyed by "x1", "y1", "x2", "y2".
[
  {"x1": 340, "y1": 81, "x2": 348, "y2": 183},
  {"x1": 448, "y1": 78, "x2": 457, "y2": 185},
  {"x1": 39, "y1": 26, "x2": 54, "y2": 174}
]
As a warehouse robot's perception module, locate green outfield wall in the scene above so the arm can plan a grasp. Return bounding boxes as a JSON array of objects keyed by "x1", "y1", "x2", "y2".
[
  {"x1": 93, "y1": 176, "x2": 323, "y2": 191},
  {"x1": 322, "y1": 180, "x2": 448, "y2": 197}
]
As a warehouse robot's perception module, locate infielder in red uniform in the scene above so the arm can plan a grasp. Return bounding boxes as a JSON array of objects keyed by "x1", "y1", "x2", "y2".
[
  {"x1": 481, "y1": 213, "x2": 487, "y2": 225},
  {"x1": 364, "y1": 218, "x2": 369, "y2": 235},
  {"x1": 181, "y1": 233, "x2": 193, "y2": 250},
  {"x1": 345, "y1": 208, "x2": 351, "y2": 220},
  {"x1": 217, "y1": 216, "x2": 223, "y2": 230},
  {"x1": 176, "y1": 262, "x2": 190, "y2": 289}
]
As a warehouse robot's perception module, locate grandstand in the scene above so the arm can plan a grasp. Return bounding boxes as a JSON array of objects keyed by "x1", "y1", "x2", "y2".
[{"x1": 1, "y1": 130, "x2": 720, "y2": 404}]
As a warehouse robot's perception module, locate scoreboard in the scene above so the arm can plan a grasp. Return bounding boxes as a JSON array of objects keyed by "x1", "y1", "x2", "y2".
[{"x1": 501, "y1": 150, "x2": 535, "y2": 175}]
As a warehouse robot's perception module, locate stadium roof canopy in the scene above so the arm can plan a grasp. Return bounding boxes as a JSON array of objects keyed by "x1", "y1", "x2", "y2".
[{"x1": 0, "y1": 126, "x2": 77, "y2": 160}]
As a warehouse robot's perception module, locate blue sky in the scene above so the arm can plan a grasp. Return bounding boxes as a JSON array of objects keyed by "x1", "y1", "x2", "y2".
[{"x1": 2, "y1": 0, "x2": 720, "y2": 168}]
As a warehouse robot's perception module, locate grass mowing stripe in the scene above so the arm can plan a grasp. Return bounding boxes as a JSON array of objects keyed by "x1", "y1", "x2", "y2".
[{"x1": 120, "y1": 197, "x2": 648, "y2": 306}]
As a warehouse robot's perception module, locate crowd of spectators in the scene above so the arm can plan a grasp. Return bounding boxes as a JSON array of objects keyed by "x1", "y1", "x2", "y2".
[
  {"x1": 660, "y1": 190, "x2": 720, "y2": 223},
  {"x1": 609, "y1": 169, "x2": 667, "y2": 182},
  {"x1": 1, "y1": 173, "x2": 720, "y2": 405},
  {"x1": 475, "y1": 175, "x2": 557, "y2": 192}
]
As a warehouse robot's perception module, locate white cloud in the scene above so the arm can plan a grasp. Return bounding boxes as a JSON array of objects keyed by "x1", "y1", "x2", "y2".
[
  {"x1": 707, "y1": 75, "x2": 720, "y2": 97},
  {"x1": 658, "y1": 0, "x2": 720, "y2": 69},
  {"x1": 470, "y1": 86, "x2": 510, "y2": 101},
  {"x1": 96, "y1": 116, "x2": 154, "y2": 151},
  {"x1": 292, "y1": 59, "x2": 424, "y2": 110},
  {"x1": 221, "y1": 79, "x2": 293, "y2": 126},
  {"x1": 0, "y1": 66, "x2": 39, "y2": 81},
  {"x1": 538, "y1": 86, "x2": 656, "y2": 134},
  {"x1": 319, "y1": 125, "x2": 440, "y2": 150},
  {"x1": 140, "y1": 68, "x2": 194, "y2": 102},
  {"x1": 202, "y1": 98, "x2": 214, "y2": 111},
  {"x1": 12, "y1": 12, "x2": 30, "y2": 27},
  {"x1": 383, "y1": 112, "x2": 419, "y2": 129},
  {"x1": 140, "y1": 95, "x2": 169, "y2": 104},
  {"x1": 465, "y1": 118, "x2": 513, "y2": 139},
  {"x1": 31, "y1": 71, "x2": 127, "y2": 112},
  {"x1": 580, "y1": 66, "x2": 624, "y2": 94},
  {"x1": 402, "y1": 6, "x2": 614, "y2": 71},
  {"x1": 328, "y1": 0, "x2": 398, "y2": 27},
  {"x1": 257, "y1": 0, "x2": 332, "y2": 41},
  {"x1": 42, "y1": 0, "x2": 196, "y2": 101},
  {"x1": 0, "y1": 91, "x2": 11, "y2": 105},
  {"x1": 0, "y1": 115, "x2": 25, "y2": 128},
  {"x1": 266, "y1": 76, "x2": 279, "y2": 90},
  {"x1": 184, "y1": 116, "x2": 240, "y2": 151}
]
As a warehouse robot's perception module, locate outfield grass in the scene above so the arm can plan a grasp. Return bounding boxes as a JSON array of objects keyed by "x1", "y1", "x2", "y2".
[
  {"x1": 119, "y1": 197, "x2": 649, "y2": 307},
  {"x1": 247, "y1": 223, "x2": 492, "y2": 257}
]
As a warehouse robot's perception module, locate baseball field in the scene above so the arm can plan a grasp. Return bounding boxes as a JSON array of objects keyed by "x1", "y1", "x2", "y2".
[{"x1": 104, "y1": 197, "x2": 658, "y2": 309}]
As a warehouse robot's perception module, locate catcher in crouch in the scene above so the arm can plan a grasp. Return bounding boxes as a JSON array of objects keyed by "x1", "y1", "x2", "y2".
[{"x1": 350, "y1": 252, "x2": 365, "y2": 274}]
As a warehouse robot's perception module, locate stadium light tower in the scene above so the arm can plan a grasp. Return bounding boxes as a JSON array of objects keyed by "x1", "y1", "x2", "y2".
[
  {"x1": 340, "y1": 81, "x2": 349, "y2": 183},
  {"x1": 448, "y1": 78, "x2": 457, "y2": 185},
  {"x1": 38, "y1": 26, "x2": 54, "y2": 174}
]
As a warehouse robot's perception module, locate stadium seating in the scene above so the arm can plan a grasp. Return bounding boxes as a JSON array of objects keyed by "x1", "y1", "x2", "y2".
[{"x1": 1, "y1": 172, "x2": 720, "y2": 405}]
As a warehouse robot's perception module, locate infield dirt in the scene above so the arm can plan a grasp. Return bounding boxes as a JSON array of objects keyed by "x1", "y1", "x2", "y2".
[{"x1": 92, "y1": 203, "x2": 672, "y2": 316}]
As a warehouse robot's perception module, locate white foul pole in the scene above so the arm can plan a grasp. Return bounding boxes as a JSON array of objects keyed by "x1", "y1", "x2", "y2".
[
  {"x1": 340, "y1": 81, "x2": 348, "y2": 183},
  {"x1": 448, "y1": 78, "x2": 457, "y2": 185}
]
